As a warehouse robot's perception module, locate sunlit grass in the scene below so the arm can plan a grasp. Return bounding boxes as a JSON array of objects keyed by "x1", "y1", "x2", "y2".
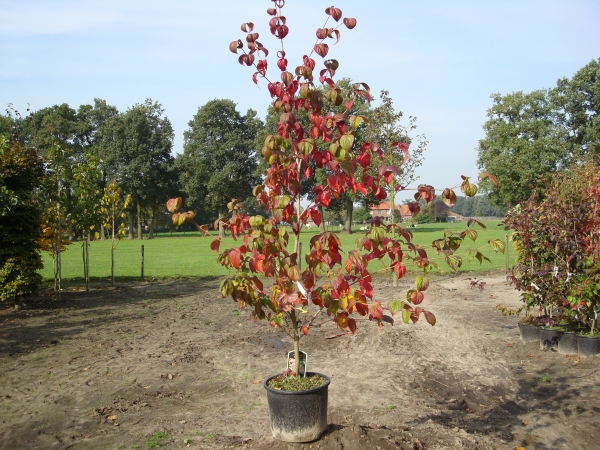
[{"x1": 39, "y1": 220, "x2": 512, "y2": 282}]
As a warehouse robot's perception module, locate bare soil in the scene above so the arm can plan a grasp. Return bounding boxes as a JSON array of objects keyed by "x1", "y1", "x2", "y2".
[{"x1": 0, "y1": 273, "x2": 599, "y2": 450}]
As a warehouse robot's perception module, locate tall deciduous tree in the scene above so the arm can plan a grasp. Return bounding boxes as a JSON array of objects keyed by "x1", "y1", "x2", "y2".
[
  {"x1": 100, "y1": 99, "x2": 176, "y2": 239},
  {"x1": 0, "y1": 135, "x2": 44, "y2": 301},
  {"x1": 365, "y1": 89, "x2": 427, "y2": 219},
  {"x1": 552, "y1": 58, "x2": 599, "y2": 152},
  {"x1": 478, "y1": 59, "x2": 599, "y2": 206},
  {"x1": 178, "y1": 99, "x2": 262, "y2": 238}
]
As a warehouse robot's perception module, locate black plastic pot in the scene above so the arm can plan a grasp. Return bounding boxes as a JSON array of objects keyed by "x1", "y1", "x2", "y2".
[
  {"x1": 518, "y1": 322, "x2": 540, "y2": 344},
  {"x1": 557, "y1": 331, "x2": 578, "y2": 355},
  {"x1": 577, "y1": 334, "x2": 600, "y2": 358},
  {"x1": 264, "y1": 372, "x2": 330, "y2": 442},
  {"x1": 539, "y1": 328, "x2": 562, "y2": 350}
]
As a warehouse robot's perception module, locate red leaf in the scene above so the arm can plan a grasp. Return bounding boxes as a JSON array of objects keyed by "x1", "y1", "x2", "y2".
[
  {"x1": 348, "y1": 318, "x2": 357, "y2": 334},
  {"x1": 424, "y1": 311, "x2": 436, "y2": 326},
  {"x1": 166, "y1": 197, "x2": 182, "y2": 213},
  {"x1": 310, "y1": 208, "x2": 322, "y2": 227},
  {"x1": 277, "y1": 58, "x2": 288, "y2": 71},
  {"x1": 229, "y1": 248, "x2": 241, "y2": 269},
  {"x1": 325, "y1": 6, "x2": 342, "y2": 21},
  {"x1": 357, "y1": 152, "x2": 371, "y2": 168},
  {"x1": 343, "y1": 17, "x2": 357, "y2": 29},
  {"x1": 229, "y1": 39, "x2": 243, "y2": 54},
  {"x1": 314, "y1": 43, "x2": 329, "y2": 58},
  {"x1": 390, "y1": 142, "x2": 409, "y2": 163},
  {"x1": 301, "y1": 325, "x2": 309, "y2": 336},
  {"x1": 316, "y1": 28, "x2": 328, "y2": 39},
  {"x1": 241, "y1": 22, "x2": 254, "y2": 33},
  {"x1": 479, "y1": 171, "x2": 499, "y2": 186},
  {"x1": 210, "y1": 239, "x2": 221, "y2": 253}
]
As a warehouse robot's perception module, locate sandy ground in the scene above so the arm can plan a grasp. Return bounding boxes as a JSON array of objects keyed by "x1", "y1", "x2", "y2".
[{"x1": 0, "y1": 272, "x2": 599, "y2": 450}]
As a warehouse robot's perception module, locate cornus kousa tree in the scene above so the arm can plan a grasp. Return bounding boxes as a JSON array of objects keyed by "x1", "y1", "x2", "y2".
[{"x1": 168, "y1": 1, "x2": 500, "y2": 377}]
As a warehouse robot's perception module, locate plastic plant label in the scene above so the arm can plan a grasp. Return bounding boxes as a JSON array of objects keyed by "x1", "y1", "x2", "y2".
[{"x1": 286, "y1": 350, "x2": 307, "y2": 377}]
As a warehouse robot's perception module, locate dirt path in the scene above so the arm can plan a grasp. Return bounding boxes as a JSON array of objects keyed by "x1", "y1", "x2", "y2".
[{"x1": 0, "y1": 273, "x2": 598, "y2": 450}]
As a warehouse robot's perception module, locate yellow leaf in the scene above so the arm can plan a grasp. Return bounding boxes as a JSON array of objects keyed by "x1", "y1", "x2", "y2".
[
  {"x1": 522, "y1": 420, "x2": 528, "y2": 426},
  {"x1": 107, "y1": 415, "x2": 117, "y2": 421}
]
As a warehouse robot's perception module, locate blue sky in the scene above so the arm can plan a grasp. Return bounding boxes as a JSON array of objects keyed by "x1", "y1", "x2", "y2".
[{"x1": 1, "y1": 0, "x2": 598, "y2": 201}]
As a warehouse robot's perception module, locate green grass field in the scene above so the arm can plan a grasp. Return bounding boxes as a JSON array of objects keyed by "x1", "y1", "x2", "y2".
[{"x1": 39, "y1": 220, "x2": 512, "y2": 282}]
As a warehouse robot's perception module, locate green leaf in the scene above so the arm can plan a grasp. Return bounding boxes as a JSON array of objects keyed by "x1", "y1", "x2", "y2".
[
  {"x1": 349, "y1": 116, "x2": 364, "y2": 130},
  {"x1": 401, "y1": 309, "x2": 411, "y2": 324},
  {"x1": 339, "y1": 134, "x2": 355, "y2": 151},
  {"x1": 388, "y1": 300, "x2": 404, "y2": 316},
  {"x1": 249, "y1": 216, "x2": 264, "y2": 227},
  {"x1": 488, "y1": 239, "x2": 506, "y2": 254}
]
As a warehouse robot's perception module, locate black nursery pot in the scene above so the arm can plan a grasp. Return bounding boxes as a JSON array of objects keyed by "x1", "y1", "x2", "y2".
[
  {"x1": 539, "y1": 328, "x2": 562, "y2": 350},
  {"x1": 577, "y1": 334, "x2": 600, "y2": 357},
  {"x1": 557, "y1": 331, "x2": 578, "y2": 355},
  {"x1": 518, "y1": 322, "x2": 540, "y2": 344},
  {"x1": 264, "y1": 372, "x2": 330, "y2": 442}
]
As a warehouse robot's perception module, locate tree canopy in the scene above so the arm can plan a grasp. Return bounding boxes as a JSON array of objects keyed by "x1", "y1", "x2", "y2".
[
  {"x1": 177, "y1": 99, "x2": 262, "y2": 234},
  {"x1": 478, "y1": 59, "x2": 600, "y2": 206}
]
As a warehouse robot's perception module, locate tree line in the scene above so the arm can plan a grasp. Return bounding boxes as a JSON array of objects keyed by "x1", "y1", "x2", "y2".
[
  {"x1": 1, "y1": 80, "x2": 425, "y2": 300},
  {"x1": 478, "y1": 58, "x2": 599, "y2": 206}
]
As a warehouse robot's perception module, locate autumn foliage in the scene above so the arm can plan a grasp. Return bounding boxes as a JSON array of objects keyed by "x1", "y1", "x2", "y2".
[{"x1": 168, "y1": 1, "x2": 499, "y2": 370}]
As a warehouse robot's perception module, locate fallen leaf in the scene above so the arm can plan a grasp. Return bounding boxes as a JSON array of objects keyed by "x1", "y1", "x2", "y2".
[
  {"x1": 515, "y1": 447, "x2": 526, "y2": 450},
  {"x1": 143, "y1": 385, "x2": 151, "y2": 389},
  {"x1": 252, "y1": 380, "x2": 262, "y2": 385},
  {"x1": 242, "y1": 438, "x2": 252, "y2": 443},
  {"x1": 527, "y1": 354, "x2": 533, "y2": 357},
  {"x1": 507, "y1": 343, "x2": 513, "y2": 347},
  {"x1": 479, "y1": 404, "x2": 489, "y2": 408},
  {"x1": 107, "y1": 415, "x2": 117, "y2": 421},
  {"x1": 562, "y1": 361, "x2": 568, "y2": 364},
  {"x1": 522, "y1": 420, "x2": 528, "y2": 426}
]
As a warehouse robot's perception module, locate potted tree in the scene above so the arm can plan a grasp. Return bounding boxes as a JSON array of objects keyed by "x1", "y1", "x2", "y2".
[{"x1": 168, "y1": 1, "x2": 502, "y2": 442}]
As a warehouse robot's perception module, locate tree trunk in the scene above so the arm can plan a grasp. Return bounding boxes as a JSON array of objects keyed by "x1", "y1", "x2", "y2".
[
  {"x1": 148, "y1": 204, "x2": 155, "y2": 239},
  {"x1": 137, "y1": 202, "x2": 143, "y2": 240},
  {"x1": 318, "y1": 206, "x2": 326, "y2": 232},
  {"x1": 218, "y1": 208, "x2": 225, "y2": 238},
  {"x1": 69, "y1": 223, "x2": 78, "y2": 242},
  {"x1": 343, "y1": 196, "x2": 353, "y2": 234},
  {"x1": 100, "y1": 223, "x2": 107, "y2": 241},
  {"x1": 128, "y1": 210, "x2": 135, "y2": 240},
  {"x1": 390, "y1": 184, "x2": 398, "y2": 286},
  {"x1": 55, "y1": 201, "x2": 62, "y2": 302}
]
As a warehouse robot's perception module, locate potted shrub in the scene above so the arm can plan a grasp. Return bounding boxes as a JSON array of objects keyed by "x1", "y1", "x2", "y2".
[
  {"x1": 504, "y1": 160, "x2": 600, "y2": 354},
  {"x1": 168, "y1": 1, "x2": 502, "y2": 442}
]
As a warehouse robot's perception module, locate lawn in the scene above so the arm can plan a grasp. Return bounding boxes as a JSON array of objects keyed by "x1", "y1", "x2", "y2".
[{"x1": 39, "y1": 220, "x2": 512, "y2": 282}]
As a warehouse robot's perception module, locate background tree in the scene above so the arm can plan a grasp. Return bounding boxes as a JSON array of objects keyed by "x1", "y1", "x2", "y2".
[
  {"x1": 353, "y1": 205, "x2": 371, "y2": 223},
  {"x1": 0, "y1": 135, "x2": 44, "y2": 301},
  {"x1": 100, "y1": 180, "x2": 131, "y2": 286},
  {"x1": 450, "y1": 195, "x2": 507, "y2": 217},
  {"x1": 478, "y1": 59, "x2": 599, "y2": 206},
  {"x1": 552, "y1": 58, "x2": 599, "y2": 152},
  {"x1": 365, "y1": 89, "x2": 427, "y2": 222},
  {"x1": 477, "y1": 90, "x2": 566, "y2": 206},
  {"x1": 70, "y1": 154, "x2": 102, "y2": 292},
  {"x1": 100, "y1": 99, "x2": 176, "y2": 239},
  {"x1": 75, "y1": 99, "x2": 120, "y2": 239},
  {"x1": 177, "y1": 99, "x2": 262, "y2": 238}
]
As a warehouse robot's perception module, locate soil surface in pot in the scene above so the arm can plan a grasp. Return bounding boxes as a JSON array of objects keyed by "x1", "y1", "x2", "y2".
[{"x1": 1, "y1": 273, "x2": 599, "y2": 450}]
